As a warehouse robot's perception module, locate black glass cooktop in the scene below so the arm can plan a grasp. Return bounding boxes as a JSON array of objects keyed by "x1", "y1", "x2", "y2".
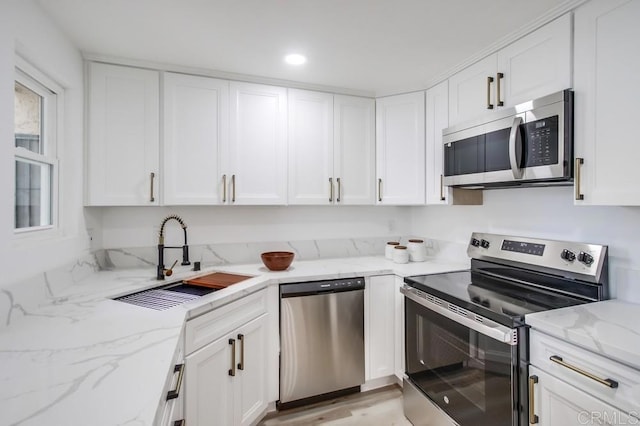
[{"x1": 404, "y1": 269, "x2": 588, "y2": 328}]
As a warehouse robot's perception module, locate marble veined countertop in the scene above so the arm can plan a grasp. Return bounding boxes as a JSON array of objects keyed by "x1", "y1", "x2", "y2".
[
  {"x1": 0, "y1": 256, "x2": 468, "y2": 426},
  {"x1": 526, "y1": 299, "x2": 640, "y2": 370}
]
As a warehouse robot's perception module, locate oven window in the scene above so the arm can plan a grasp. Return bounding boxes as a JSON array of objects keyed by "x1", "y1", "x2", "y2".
[{"x1": 405, "y1": 298, "x2": 515, "y2": 426}]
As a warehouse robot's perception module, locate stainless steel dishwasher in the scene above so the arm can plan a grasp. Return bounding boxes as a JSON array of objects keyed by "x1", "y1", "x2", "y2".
[{"x1": 279, "y1": 277, "x2": 365, "y2": 407}]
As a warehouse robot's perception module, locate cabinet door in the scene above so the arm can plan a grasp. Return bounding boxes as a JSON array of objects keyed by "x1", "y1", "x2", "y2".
[
  {"x1": 287, "y1": 89, "x2": 334, "y2": 205},
  {"x1": 334, "y1": 95, "x2": 376, "y2": 205},
  {"x1": 375, "y1": 92, "x2": 426, "y2": 205},
  {"x1": 448, "y1": 55, "x2": 497, "y2": 125},
  {"x1": 235, "y1": 314, "x2": 268, "y2": 426},
  {"x1": 529, "y1": 366, "x2": 635, "y2": 426},
  {"x1": 86, "y1": 63, "x2": 159, "y2": 205},
  {"x1": 498, "y1": 14, "x2": 572, "y2": 108},
  {"x1": 229, "y1": 82, "x2": 287, "y2": 205},
  {"x1": 365, "y1": 275, "x2": 395, "y2": 380},
  {"x1": 393, "y1": 276, "x2": 405, "y2": 381},
  {"x1": 425, "y1": 80, "x2": 449, "y2": 205},
  {"x1": 574, "y1": 0, "x2": 640, "y2": 205},
  {"x1": 163, "y1": 73, "x2": 228, "y2": 205},
  {"x1": 185, "y1": 334, "x2": 235, "y2": 426}
]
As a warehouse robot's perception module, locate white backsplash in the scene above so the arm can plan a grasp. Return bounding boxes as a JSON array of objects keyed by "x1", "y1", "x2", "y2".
[{"x1": 97, "y1": 236, "x2": 410, "y2": 269}]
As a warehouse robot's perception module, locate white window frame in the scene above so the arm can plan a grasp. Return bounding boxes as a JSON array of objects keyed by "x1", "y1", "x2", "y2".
[{"x1": 13, "y1": 56, "x2": 63, "y2": 240}]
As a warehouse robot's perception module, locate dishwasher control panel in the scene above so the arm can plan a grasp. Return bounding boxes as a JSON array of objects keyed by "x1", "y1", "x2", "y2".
[{"x1": 280, "y1": 277, "x2": 365, "y2": 297}]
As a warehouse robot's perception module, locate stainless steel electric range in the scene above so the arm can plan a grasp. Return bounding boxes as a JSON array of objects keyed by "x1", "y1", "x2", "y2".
[{"x1": 401, "y1": 232, "x2": 608, "y2": 426}]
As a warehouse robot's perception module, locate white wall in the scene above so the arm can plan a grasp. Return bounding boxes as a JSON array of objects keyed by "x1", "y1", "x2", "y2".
[
  {"x1": 91, "y1": 205, "x2": 412, "y2": 249},
  {"x1": 0, "y1": 1, "x2": 89, "y2": 286},
  {"x1": 411, "y1": 186, "x2": 640, "y2": 302}
]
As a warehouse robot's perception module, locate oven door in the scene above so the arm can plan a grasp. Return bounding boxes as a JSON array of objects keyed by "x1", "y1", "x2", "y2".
[{"x1": 403, "y1": 289, "x2": 518, "y2": 426}]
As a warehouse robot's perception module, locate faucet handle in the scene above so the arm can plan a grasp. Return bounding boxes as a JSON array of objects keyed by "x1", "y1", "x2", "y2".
[{"x1": 164, "y1": 259, "x2": 179, "y2": 277}]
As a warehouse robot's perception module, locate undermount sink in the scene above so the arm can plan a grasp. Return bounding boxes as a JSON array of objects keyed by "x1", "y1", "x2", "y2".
[{"x1": 113, "y1": 272, "x2": 252, "y2": 310}]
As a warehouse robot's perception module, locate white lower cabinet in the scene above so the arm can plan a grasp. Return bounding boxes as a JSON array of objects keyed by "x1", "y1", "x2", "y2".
[
  {"x1": 158, "y1": 341, "x2": 185, "y2": 426},
  {"x1": 393, "y1": 276, "x2": 405, "y2": 381},
  {"x1": 185, "y1": 314, "x2": 268, "y2": 426},
  {"x1": 365, "y1": 275, "x2": 396, "y2": 381},
  {"x1": 528, "y1": 330, "x2": 640, "y2": 425},
  {"x1": 528, "y1": 366, "x2": 634, "y2": 426},
  {"x1": 183, "y1": 289, "x2": 270, "y2": 426}
]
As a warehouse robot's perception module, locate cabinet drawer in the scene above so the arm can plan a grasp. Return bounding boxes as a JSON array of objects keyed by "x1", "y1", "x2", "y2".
[
  {"x1": 530, "y1": 329, "x2": 640, "y2": 415},
  {"x1": 185, "y1": 289, "x2": 267, "y2": 354}
]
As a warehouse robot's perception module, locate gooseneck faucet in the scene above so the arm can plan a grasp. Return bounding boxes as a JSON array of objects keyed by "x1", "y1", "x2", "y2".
[{"x1": 157, "y1": 214, "x2": 191, "y2": 280}]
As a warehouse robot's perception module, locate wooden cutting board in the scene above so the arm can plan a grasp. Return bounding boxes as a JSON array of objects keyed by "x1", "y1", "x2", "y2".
[{"x1": 185, "y1": 272, "x2": 253, "y2": 289}]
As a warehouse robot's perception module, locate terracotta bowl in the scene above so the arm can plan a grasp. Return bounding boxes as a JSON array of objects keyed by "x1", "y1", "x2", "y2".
[{"x1": 261, "y1": 251, "x2": 295, "y2": 271}]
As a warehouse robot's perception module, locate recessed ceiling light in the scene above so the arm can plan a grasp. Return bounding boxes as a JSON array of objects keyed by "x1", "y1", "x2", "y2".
[{"x1": 284, "y1": 54, "x2": 307, "y2": 66}]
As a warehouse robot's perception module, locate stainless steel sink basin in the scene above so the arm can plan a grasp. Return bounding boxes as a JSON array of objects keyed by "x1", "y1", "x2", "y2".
[{"x1": 113, "y1": 281, "x2": 218, "y2": 310}]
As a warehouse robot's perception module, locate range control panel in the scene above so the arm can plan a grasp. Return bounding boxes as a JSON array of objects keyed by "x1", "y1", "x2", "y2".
[{"x1": 467, "y1": 232, "x2": 607, "y2": 283}]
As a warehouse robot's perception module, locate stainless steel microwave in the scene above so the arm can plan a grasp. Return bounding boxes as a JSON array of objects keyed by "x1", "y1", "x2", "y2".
[{"x1": 443, "y1": 89, "x2": 573, "y2": 188}]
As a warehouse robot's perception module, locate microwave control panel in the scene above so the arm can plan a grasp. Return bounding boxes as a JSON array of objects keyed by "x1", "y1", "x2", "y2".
[{"x1": 524, "y1": 115, "x2": 559, "y2": 167}]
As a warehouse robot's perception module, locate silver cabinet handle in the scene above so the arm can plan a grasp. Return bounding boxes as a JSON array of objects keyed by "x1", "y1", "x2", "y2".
[
  {"x1": 329, "y1": 177, "x2": 334, "y2": 202},
  {"x1": 550, "y1": 355, "x2": 618, "y2": 388},
  {"x1": 487, "y1": 76, "x2": 494, "y2": 110},
  {"x1": 508, "y1": 116, "x2": 524, "y2": 179},
  {"x1": 228, "y1": 338, "x2": 236, "y2": 376},
  {"x1": 378, "y1": 178, "x2": 382, "y2": 202},
  {"x1": 222, "y1": 174, "x2": 227, "y2": 203},
  {"x1": 529, "y1": 375, "x2": 539, "y2": 424},
  {"x1": 496, "y1": 72, "x2": 504, "y2": 107},
  {"x1": 237, "y1": 333, "x2": 245, "y2": 371},
  {"x1": 440, "y1": 174, "x2": 445, "y2": 201},
  {"x1": 336, "y1": 177, "x2": 341, "y2": 203},
  {"x1": 231, "y1": 174, "x2": 236, "y2": 203},
  {"x1": 166, "y1": 363, "x2": 185, "y2": 400},
  {"x1": 150, "y1": 172, "x2": 156, "y2": 202},
  {"x1": 575, "y1": 158, "x2": 584, "y2": 201}
]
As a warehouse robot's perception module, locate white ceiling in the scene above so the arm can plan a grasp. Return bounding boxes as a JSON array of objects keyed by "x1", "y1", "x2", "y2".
[{"x1": 36, "y1": 0, "x2": 571, "y2": 96}]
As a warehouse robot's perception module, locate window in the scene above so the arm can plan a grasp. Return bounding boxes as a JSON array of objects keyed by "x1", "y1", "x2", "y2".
[{"x1": 14, "y1": 60, "x2": 60, "y2": 234}]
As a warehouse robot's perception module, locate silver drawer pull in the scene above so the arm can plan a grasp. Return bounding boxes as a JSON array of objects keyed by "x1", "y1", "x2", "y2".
[{"x1": 550, "y1": 355, "x2": 618, "y2": 388}]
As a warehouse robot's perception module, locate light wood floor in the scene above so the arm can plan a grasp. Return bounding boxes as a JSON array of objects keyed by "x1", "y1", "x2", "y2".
[{"x1": 259, "y1": 385, "x2": 412, "y2": 426}]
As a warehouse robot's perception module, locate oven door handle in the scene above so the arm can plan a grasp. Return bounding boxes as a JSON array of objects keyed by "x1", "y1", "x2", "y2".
[
  {"x1": 400, "y1": 285, "x2": 517, "y2": 345},
  {"x1": 508, "y1": 116, "x2": 524, "y2": 179}
]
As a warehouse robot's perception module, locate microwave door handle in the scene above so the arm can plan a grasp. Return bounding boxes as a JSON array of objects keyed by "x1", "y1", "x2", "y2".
[{"x1": 509, "y1": 116, "x2": 524, "y2": 179}]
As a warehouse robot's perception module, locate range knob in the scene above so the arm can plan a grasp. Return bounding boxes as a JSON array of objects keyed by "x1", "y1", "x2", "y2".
[
  {"x1": 480, "y1": 239, "x2": 490, "y2": 249},
  {"x1": 470, "y1": 238, "x2": 480, "y2": 247},
  {"x1": 578, "y1": 251, "x2": 594, "y2": 266},
  {"x1": 561, "y1": 249, "x2": 576, "y2": 262}
]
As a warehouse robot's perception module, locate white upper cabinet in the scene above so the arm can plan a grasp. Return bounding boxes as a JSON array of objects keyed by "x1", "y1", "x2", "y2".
[
  {"x1": 229, "y1": 82, "x2": 288, "y2": 205},
  {"x1": 448, "y1": 55, "x2": 497, "y2": 125},
  {"x1": 163, "y1": 73, "x2": 229, "y2": 205},
  {"x1": 288, "y1": 89, "x2": 334, "y2": 205},
  {"x1": 449, "y1": 14, "x2": 572, "y2": 126},
  {"x1": 86, "y1": 63, "x2": 160, "y2": 206},
  {"x1": 288, "y1": 91, "x2": 375, "y2": 205},
  {"x1": 376, "y1": 92, "x2": 426, "y2": 205},
  {"x1": 574, "y1": 0, "x2": 640, "y2": 205},
  {"x1": 333, "y1": 95, "x2": 376, "y2": 205},
  {"x1": 425, "y1": 80, "x2": 449, "y2": 205},
  {"x1": 497, "y1": 14, "x2": 572, "y2": 108}
]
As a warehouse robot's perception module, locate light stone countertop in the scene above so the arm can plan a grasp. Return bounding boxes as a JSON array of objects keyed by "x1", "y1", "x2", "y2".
[
  {"x1": 525, "y1": 299, "x2": 640, "y2": 370},
  {"x1": 0, "y1": 255, "x2": 469, "y2": 426}
]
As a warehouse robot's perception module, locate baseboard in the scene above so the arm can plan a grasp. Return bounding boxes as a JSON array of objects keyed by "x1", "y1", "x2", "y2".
[{"x1": 361, "y1": 375, "x2": 398, "y2": 392}]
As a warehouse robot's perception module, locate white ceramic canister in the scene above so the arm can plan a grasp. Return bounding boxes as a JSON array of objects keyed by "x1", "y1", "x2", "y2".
[
  {"x1": 393, "y1": 245, "x2": 409, "y2": 264},
  {"x1": 407, "y1": 239, "x2": 428, "y2": 262},
  {"x1": 385, "y1": 241, "x2": 400, "y2": 259}
]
